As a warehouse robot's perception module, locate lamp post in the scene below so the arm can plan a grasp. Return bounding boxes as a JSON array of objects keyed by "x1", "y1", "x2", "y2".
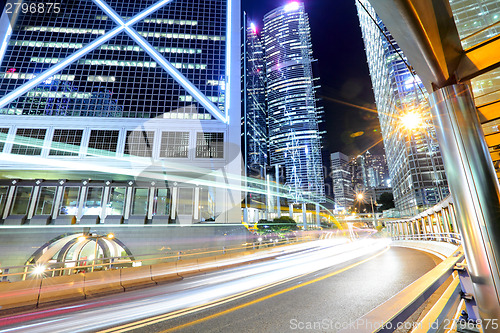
[
  {"x1": 78, "y1": 233, "x2": 114, "y2": 272},
  {"x1": 357, "y1": 192, "x2": 376, "y2": 228},
  {"x1": 32, "y1": 264, "x2": 46, "y2": 308}
]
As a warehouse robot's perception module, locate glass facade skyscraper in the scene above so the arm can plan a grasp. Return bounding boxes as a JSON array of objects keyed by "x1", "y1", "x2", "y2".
[
  {"x1": 356, "y1": 0, "x2": 449, "y2": 216},
  {"x1": 0, "y1": 0, "x2": 242, "y2": 224},
  {"x1": 242, "y1": 21, "x2": 267, "y2": 180},
  {"x1": 331, "y1": 152, "x2": 353, "y2": 211},
  {"x1": 263, "y1": 2, "x2": 325, "y2": 203}
]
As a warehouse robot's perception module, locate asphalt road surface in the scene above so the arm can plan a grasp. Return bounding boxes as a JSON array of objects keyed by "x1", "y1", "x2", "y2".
[{"x1": 0, "y1": 239, "x2": 439, "y2": 333}]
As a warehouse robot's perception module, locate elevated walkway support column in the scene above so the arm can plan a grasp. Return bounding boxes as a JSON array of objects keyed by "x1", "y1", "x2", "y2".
[{"x1": 430, "y1": 83, "x2": 500, "y2": 320}]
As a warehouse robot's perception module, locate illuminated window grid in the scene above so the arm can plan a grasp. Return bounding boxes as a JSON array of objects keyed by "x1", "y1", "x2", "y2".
[
  {"x1": 125, "y1": 130, "x2": 155, "y2": 158},
  {"x1": 195, "y1": 132, "x2": 224, "y2": 159},
  {"x1": 49, "y1": 129, "x2": 83, "y2": 157},
  {"x1": 0, "y1": 0, "x2": 228, "y2": 120},
  {"x1": 159, "y1": 132, "x2": 190, "y2": 158},
  {"x1": 10, "y1": 128, "x2": 46, "y2": 155},
  {"x1": 0, "y1": 128, "x2": 9, "y2": 152},
  {"x1": 87, "y1": 130, "x2": 120, "y2": 157}
]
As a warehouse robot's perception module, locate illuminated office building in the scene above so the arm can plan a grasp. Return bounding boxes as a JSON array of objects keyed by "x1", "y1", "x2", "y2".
[
  {"x1": 330, "y1": 152, "x2": 353, "y2": 211},
  {"x1": 356, "y1": 0, "x2": 449, "y2": 216},
  {"x1": 0, "y1": 0, "x2": 241, "y2": 225},
  {"x1": 263, "y1": 2, "x2": 325, "y2": 203},
  {"x1": 242, "y1": 20, "x2": 267, "y2": 181}
]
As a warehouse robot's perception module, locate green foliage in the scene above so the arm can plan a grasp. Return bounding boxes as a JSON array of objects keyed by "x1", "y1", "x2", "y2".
[
  {"x1": 257, "y1": 216, "x2": 297, "y2": 233},
  {"x1": 378, "y1": 192, "x2": 395, "y2": 211}
]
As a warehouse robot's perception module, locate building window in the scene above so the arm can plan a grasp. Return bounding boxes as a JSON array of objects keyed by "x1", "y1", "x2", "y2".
[
  {"x1": 83, "y1": 187, "x2": 103, "y2": 216},
  {"x1": 125, "y1": 131, "x2": 154, "y2": 158},
  {"x1": 107, "y1": 187, "x2": 126, "y2": 216},
  {"x1": 87, "y1": 130, "x2": 120, "y2": 157},
  {"x1": 49, "y1": 129, "x2": 83, "y2": 156},
  {"x1": 177, "y1": 188, "x2": 193, "y2": 215},
  {"x1": 35, "y1": 186, "x2": 56, "y2": 215},
  {"x1": 10, "y1": 186, "x2": 33, "y2": 215},
  {"x1": 196, "y1": 132, "x2": 224, "y2": 158},
  {"x1": 0, "y1": 187, "x2": 8, "y2": 217},
  {"x1": 132, "y1": 188, "x2": 148, "y2": 215},
  {"x1": 0, "y1": 128, "x2": 8, "y2": 152},
  {"x1": 154, "y1": 188, "x2": 170, "y2": 216},
  {"x1": 59, "y1": 187, "x2": 80, "y2": 215},
  {"x1": 11, "y1": 128, "x2": 46, "y2": 155},
  {"x1": 160, "y1": 132, "x2": 190, "y2": 158}
]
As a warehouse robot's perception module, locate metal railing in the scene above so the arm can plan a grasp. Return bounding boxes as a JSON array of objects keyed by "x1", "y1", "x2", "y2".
[{"x1": 393, "y1": 232, "x2": 462, "y2": 245}]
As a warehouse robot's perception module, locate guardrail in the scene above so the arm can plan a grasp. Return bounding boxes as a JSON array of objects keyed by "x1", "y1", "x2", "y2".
[
  {"x1": 340, "y1": 246, "x2": 467, "y2": 333},
  {"x1": 339, "y1": 232, "x2": 485, "y2": 333},
  {"x1": 393, "y1": 232, "x2": 462, "y2": 245}
]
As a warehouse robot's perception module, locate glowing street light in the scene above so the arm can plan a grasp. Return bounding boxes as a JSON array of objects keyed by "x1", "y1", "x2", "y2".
[{"x1": 31, "y1": 264, "x2": 46, "y2": 276}]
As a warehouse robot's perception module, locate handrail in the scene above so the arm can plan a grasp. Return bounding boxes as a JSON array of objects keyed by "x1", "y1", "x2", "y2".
[
  {"x1": 339, "y1": 246, "x2": 465, "y2": 333},
  {"x1": 393, "y1": 233, "x2": 461, "y2": 245}
]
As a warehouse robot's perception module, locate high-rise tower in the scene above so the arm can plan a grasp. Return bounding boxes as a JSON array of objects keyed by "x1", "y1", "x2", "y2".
[
  {"x1": 242, "y1": 20, "x2": 267, "y2": 181},
  {"x1": 0, "y1": 0, "x2": 241, "y2": 225},
  {"x1": 356, "y1": 0, "x2": 449, "y2": 216},
  {"x1": 330, "y1": 152, "x2": 353, "y2": 211},
  {"x1": 263, "y1": 2, "x2": 325, "y2": 204}
]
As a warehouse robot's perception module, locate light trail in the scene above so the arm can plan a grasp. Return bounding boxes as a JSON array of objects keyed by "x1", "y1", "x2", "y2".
[{"x1": 0, "y1": 238, "x2": 391, "y2": 333}]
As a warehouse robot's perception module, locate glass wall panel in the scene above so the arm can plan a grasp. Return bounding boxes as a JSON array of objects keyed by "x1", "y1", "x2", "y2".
[
  {"x1": 132, "y1": 188, "x2": 148, "y2": 215},
  {"x1": 199, "y1": 187, "x2": 215, "y2": 220},
  {"x1": 10, "y1": 187, "x2": 33, "y2": 215},
  {"x1": 35, "y1": 186, "x2": 56, "y2": 215},
  {"x1": 60, "y1": 187, "x2": 80, "y2": 215},
  {"x1": 177, "y1": 188, "x2": 193, "y2": 215},
  {"x1": 83, "y1": 187, "x2": 103, "y2": 215},
  {"x1": 0, "y1": 187, "x2": 8, "y2": 216},
  {"x1": 154, "y1": 188, "x2": 170, "y2": 216},
  {"x1": 107, "y1": 187, "x2": 126, "y2": 216}
]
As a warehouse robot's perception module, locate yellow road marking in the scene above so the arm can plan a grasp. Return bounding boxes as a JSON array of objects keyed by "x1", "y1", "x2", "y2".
[
  {"x1": 161, "y1": 247, "x2": 389, "y2": 333},
  {"x1": 97, "y1": 275, "x2": 307, "y2": 333},
  {"x1": 99, "y1": 246, "x2": 389, "y2": 333}
]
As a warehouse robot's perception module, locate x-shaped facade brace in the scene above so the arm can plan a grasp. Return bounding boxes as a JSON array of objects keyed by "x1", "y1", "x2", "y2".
[{"x1": 0, "y1": 0, "x2": 229, "y2": 123}]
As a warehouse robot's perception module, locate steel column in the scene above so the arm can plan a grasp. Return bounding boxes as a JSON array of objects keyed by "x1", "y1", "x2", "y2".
[{"x1": 429, "y1": 83, "x2": 500, "y2": 320}]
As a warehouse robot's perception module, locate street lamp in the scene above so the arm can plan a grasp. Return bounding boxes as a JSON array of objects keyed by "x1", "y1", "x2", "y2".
[
  {"x1": 356, "y1": 192, "x2": 376, "y2": 227},
  {"x1": 78, "y1": 233, "x2": 115, "y2": 272},
  {"x1": 31, "y1": 264, "x2": 46, "y2": 308}
]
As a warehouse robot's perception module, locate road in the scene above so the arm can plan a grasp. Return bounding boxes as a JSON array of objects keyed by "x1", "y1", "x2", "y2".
[{"x1": 0, "y1": 238, "x2": 439, "y2": 333}]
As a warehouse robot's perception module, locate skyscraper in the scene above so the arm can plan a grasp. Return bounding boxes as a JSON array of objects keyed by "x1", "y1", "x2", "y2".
[
  {"x1": 263, "y1": 2, "x2": 325, "y2": 204},
  {"x1": 356, "y1": 0, "x2": 449, "y2": 216},
  {"x1": 242, "y1": 20, "x2": 267, "y2": 181},
  {"x1": 330, "y1": 152, "x2": 353, "y2": 211},
  {"x1": 0, "y1": 0, "x2": 241, "y2": 224}
]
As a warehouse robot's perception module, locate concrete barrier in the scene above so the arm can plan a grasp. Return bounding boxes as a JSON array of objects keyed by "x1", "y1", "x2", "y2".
[
  {"x1": 0, "y1": 279, "x2": 40, "y2": 311},
  {"x1": 120, "y1": 265, "x2": 155, "y2": 290},
  {"x1": 196, "y1": 257, "x2": 218, "y2": 272},
  {"x1": 38, "y1": 274, "x2": 85, "y2": 306},
  {"x1": 151, "y1": 262, "x2": 180, "y2": 284},
  {"x1": 84, "y1": 269, "x2": 123, "y2": 298},
  {"x1": 176, "y1": 259, "x2": 200, "y2": 277}
]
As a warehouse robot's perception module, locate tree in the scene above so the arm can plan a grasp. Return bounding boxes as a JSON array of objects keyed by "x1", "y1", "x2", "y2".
[
  {"x1": 257, "y1": 216, "x2": 297, "y2": 232},
  {"x1": 378, "y1": 192, "x2": 395, "y2": 211}
]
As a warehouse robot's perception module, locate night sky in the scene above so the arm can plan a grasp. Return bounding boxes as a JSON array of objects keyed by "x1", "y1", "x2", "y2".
[{"x1": 242, "y1": 0, "x2": 383, "y2": 158}]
